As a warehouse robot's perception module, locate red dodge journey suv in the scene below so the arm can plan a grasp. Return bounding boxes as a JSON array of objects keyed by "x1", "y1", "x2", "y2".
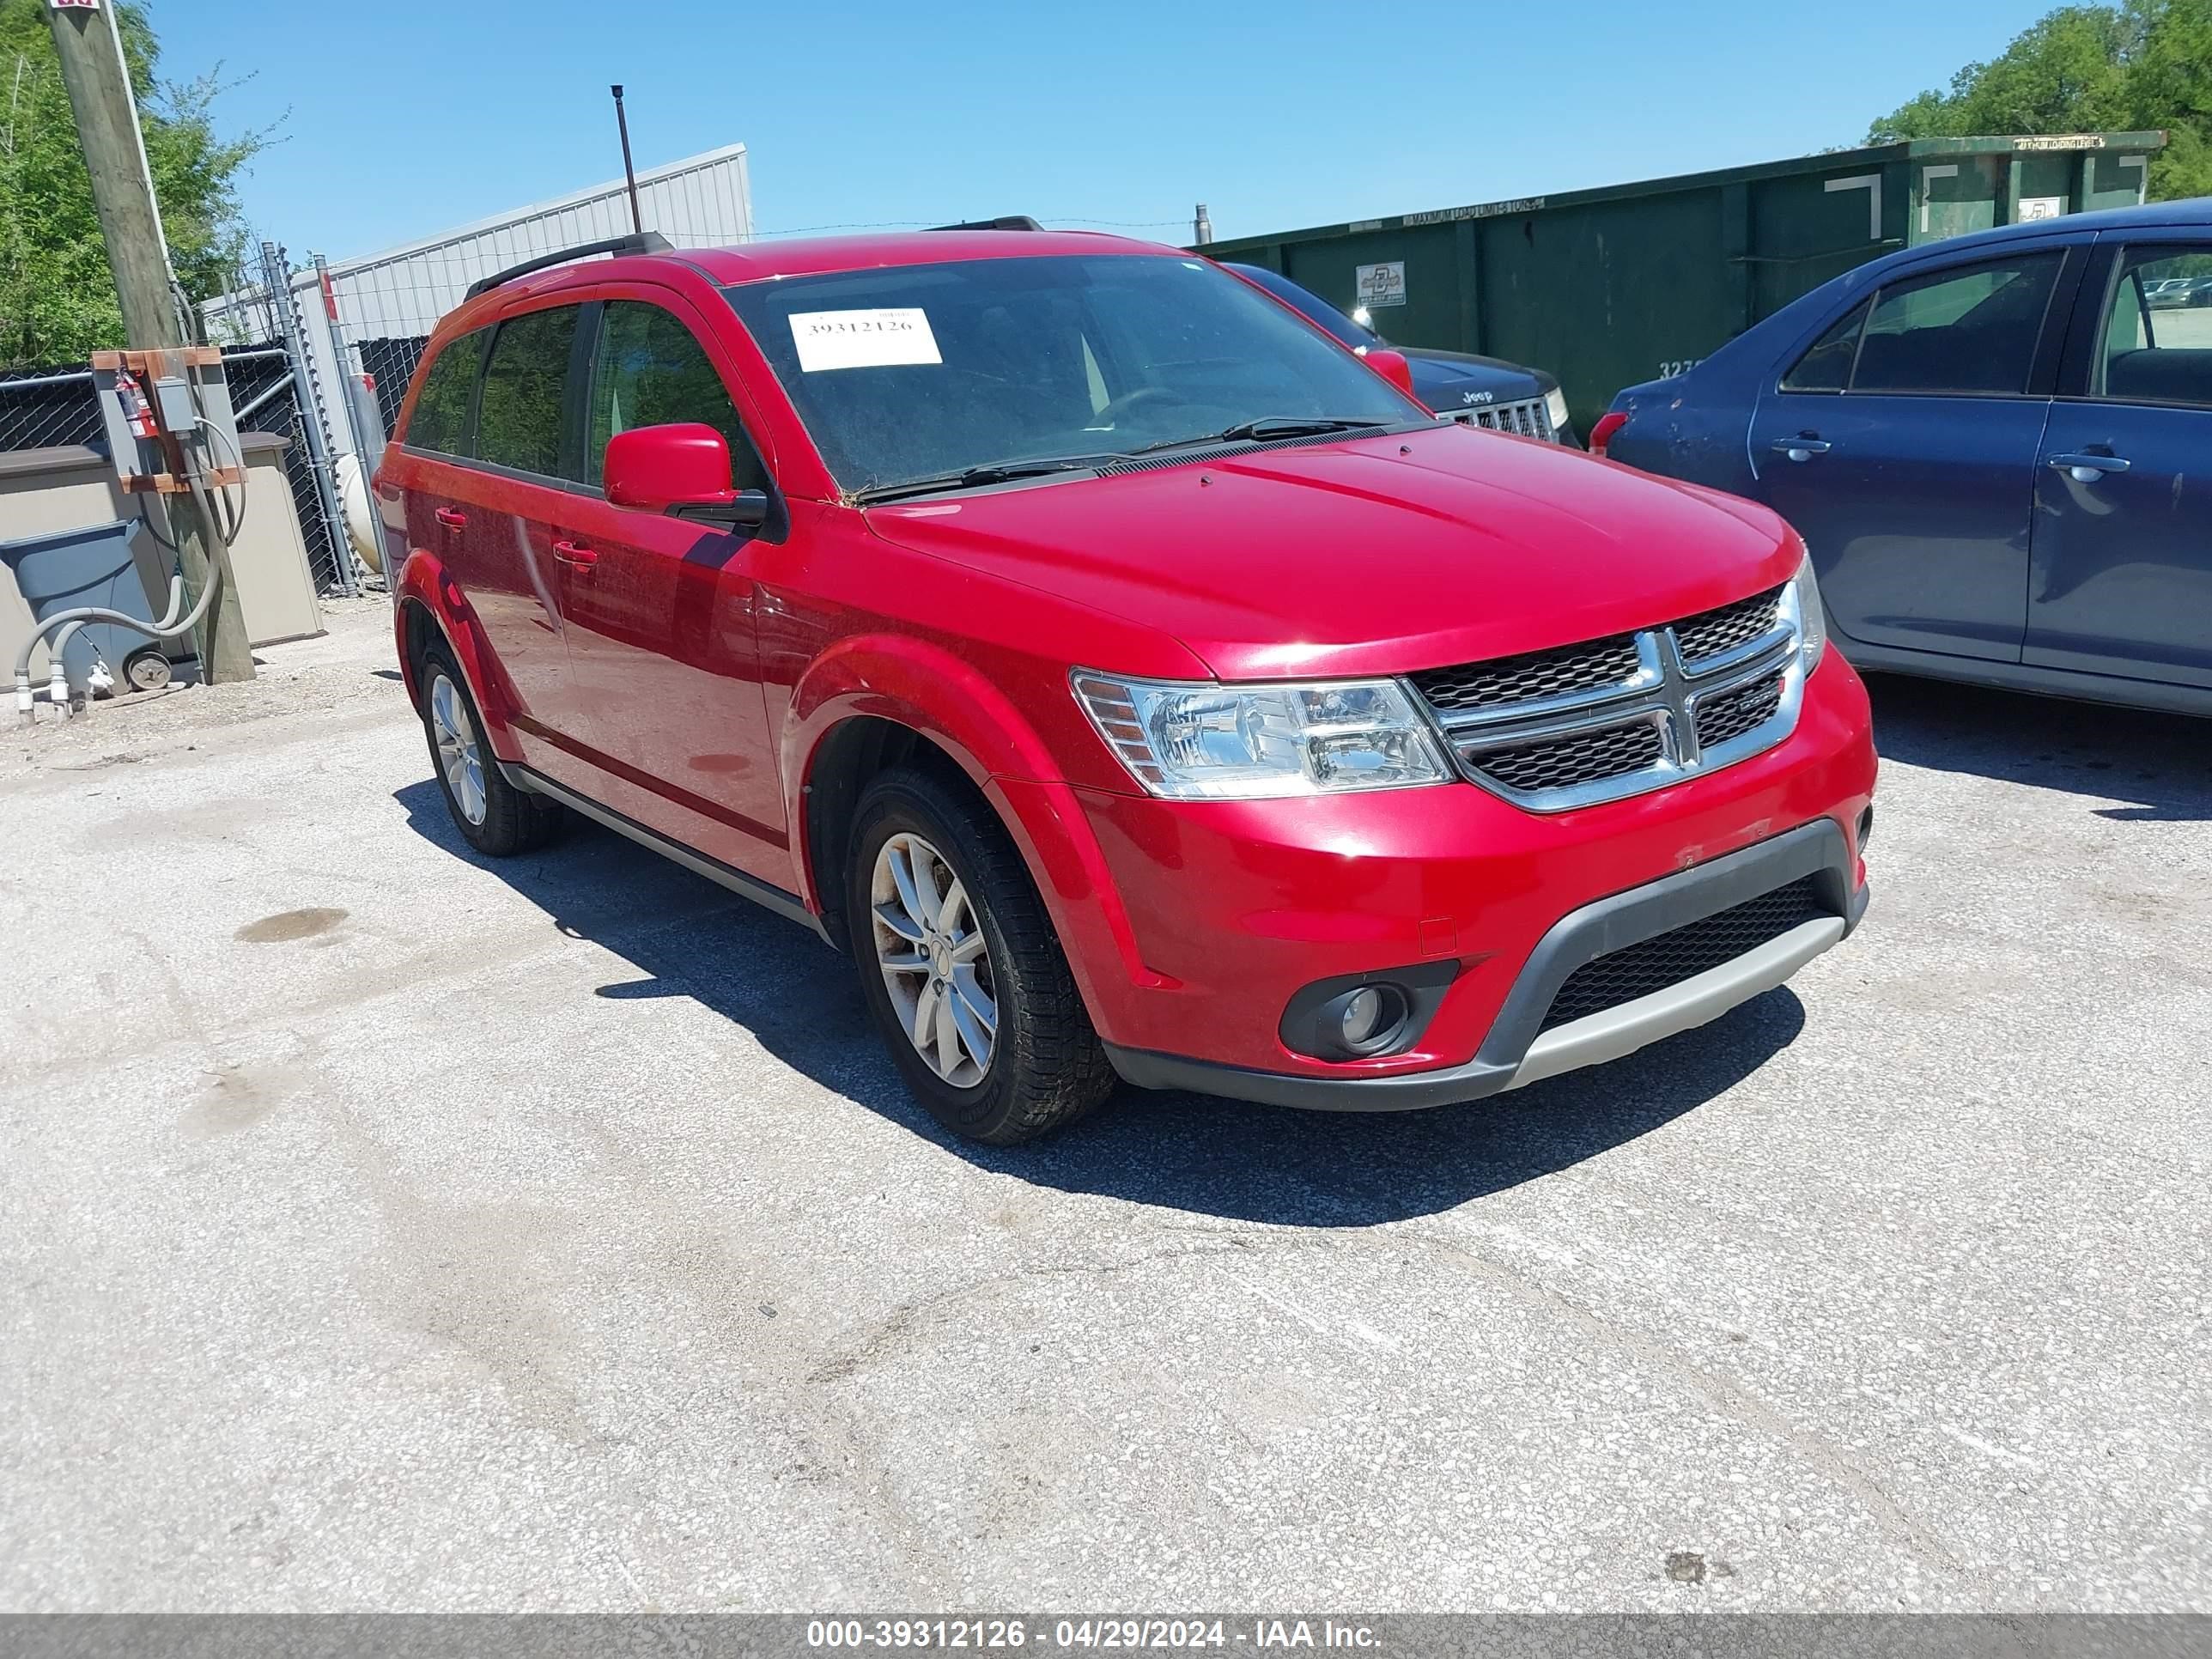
[{"x1": 379, "y1": 226, "x2": 1875, "y2": 1144}]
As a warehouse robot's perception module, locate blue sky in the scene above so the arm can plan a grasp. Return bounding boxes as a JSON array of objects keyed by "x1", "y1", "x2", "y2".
[{"x1": 157, "y1": 0, "x2": 2054, "y2": 264}]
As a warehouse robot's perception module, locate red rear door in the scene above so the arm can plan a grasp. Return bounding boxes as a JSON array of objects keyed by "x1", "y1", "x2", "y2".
[{"x1": 439, "y1": 302, "x2": 593, "y2": 750}]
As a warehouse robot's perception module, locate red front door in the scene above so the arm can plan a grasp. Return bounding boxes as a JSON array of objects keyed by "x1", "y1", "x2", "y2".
[{"x1": 550, "y1": 293, "x2": 790, "y2": 888}]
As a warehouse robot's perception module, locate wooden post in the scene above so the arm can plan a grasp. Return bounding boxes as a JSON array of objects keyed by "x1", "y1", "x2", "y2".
[{"x1": 45, "y1": 1, "x2": 254, "y2": 684}]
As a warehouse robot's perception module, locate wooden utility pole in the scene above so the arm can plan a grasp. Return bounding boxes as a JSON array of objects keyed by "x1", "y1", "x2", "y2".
[{"x1": 46, "y1": 0, "x2": 254, "y2": 684}]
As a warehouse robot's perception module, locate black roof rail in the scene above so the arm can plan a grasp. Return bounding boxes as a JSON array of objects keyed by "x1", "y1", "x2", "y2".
[
  {"x1": 924, "y1": 216, "x2": 1043, "y2": 232},
  {"x1": 464, "y1": 231, "x2": 673, "y2": 301}
]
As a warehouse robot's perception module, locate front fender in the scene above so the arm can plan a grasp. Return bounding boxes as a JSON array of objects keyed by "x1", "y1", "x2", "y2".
[
  {"x1": 786, "y1": 636, "x2": 1158, "y2": 1003},
  {"x1": 394, "y1": 546, "x2": 526, "y2": 763}
]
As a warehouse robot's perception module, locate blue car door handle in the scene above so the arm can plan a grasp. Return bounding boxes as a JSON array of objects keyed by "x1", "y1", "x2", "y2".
[
  {"x1": 1771, "y1": 436, "x2": 1831, "y2": 461},
  {"x1": 2048, "y1": 452, "x2": 2131, "y2": 482}
]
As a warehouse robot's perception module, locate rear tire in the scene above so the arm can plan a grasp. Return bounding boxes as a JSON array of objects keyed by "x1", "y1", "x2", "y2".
[
  {"x1": 418, "y1": 643, "x2": 562, "y2": 856},
  {"x1": 847, "y1": 767, "x2": 1115, "y2": 1145}
]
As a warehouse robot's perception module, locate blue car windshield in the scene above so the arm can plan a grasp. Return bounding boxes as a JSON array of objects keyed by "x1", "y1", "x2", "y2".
[{"x1": 721, "y1": 253, "x2": 1417, "y2": 494}]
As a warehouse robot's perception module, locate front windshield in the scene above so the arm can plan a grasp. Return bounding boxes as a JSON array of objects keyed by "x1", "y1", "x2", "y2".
[
  {"x1": 720, "y1": 253, "x2": 1420, "y2": 495},
  {"x1": 1224, "y1": 263, "x2": 1378, "y2": 350}
]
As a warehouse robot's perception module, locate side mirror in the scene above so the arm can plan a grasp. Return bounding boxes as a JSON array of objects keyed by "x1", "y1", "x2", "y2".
[
  {"x1": 604, "y1": 422, "x2": 769, "y2": 528},
  {"x1": 1364, "y1": 348, "x2": 1424, "y2": 406}
]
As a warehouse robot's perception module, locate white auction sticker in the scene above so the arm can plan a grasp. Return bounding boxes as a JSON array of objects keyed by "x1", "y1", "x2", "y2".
[{"x1": 788, "y1": 308, "x2": 942, "y2": 373}]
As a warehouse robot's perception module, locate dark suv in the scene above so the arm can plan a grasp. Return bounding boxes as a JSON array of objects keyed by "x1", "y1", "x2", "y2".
[{"x1": 1224, "y1": 264, "x2": 1577, "y2": 444}]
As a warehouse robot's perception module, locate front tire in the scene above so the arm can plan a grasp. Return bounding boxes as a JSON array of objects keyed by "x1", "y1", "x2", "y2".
[
  {"x1": 418, "y1": 644, "x2": 562, "y2": 856},
  {"x1": 847, "y1": 768, "x2": 1114, "y2": 1145}
]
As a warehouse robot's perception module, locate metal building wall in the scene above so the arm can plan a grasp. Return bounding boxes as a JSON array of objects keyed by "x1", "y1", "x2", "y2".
[{"x1": 203, "y1": 143, "x2": 752, "y2": 465}]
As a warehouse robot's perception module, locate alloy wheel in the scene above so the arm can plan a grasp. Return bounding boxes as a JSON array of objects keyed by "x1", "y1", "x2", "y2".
[
  {"x1": 428, "y1": 672, "x2": 488, "y2": 826},
  {"x1": 870, "y1": 832, "x2": 997, "y2": 1086}
]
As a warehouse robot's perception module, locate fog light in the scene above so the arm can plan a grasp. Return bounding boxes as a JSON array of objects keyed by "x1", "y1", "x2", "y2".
[
  {"x1": 1340, "y1": 986, "x2": 1387, "y2": 1048},
  {"x1": 1281, "y1": 965, "x2": 1457, "y2": 1061},
  {"x1": 1858, "y1": 804, "x2": 1875, "y2": 851},
  {"x1": 1312, "y1": 981, "x2": 1409, "y2": 1057}
]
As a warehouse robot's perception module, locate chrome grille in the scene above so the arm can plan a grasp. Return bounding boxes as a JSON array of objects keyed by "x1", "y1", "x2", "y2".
[
  {"x1": 1693, "y1": 672, "x2": 1786, "y2": 750},
  {"x1": 1446, "y1": 397, "x2": 1555, "y2": 441},
  {"x1": 1477, "y1": 720, "x2": 1665, "y2": 793},
  {"x1": 1409, "y1": 583, "x2": 1806, "y2": 811},
  {"x1": 1540, "y1": 877, "x2": 1828, "y2": 1030},
  {"x1": 1410, "y1": 634, "x2": 1642, "y2": 713},
  {"x1": 1674, "y1": 588, "x2": 1784, "y2": 662}
]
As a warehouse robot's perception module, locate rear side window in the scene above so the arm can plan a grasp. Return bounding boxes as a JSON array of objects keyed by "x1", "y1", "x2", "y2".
[
  {"x1": 2093, "y1": 246, "x2": 2212, "y2": 409},
  {"x1": 476, "y1": 305, "x2": 583, "y2": 477},
  {"x1": 585, "y1": 301, "x2": 768, "y2": 491},
  {"x1": 1849, "y1": 253, "x2": 2062, "y2": 396},
  {"x1": 404, "y1": 330, "x2": 483, "y2": 454}
]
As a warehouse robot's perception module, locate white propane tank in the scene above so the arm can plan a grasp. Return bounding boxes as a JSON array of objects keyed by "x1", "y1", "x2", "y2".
[{"x1": 335, "y1": 451, "x2": 382, "y2": 574}]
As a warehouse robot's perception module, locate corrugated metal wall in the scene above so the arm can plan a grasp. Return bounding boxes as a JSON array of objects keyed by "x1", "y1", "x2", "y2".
[
  {"x1": 202, "y1": 143, "x2": 753, "y2": 465},
  {"x1": 1204, "y1": 135, "x2": 2164, "y2": 431}
]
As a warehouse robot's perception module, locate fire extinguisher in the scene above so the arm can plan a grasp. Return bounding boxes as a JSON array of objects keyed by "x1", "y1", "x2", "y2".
[{"x1": 113, "y1": 366, "x2": 159, "y2": 441}]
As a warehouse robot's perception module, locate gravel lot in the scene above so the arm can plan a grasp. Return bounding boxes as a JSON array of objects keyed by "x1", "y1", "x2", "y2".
[{"x1": 3, "y1": 599, "x2": 2207, "y2": 1613}]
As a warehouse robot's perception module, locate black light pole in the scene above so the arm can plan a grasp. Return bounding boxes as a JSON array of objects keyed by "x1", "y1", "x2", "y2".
[{"x1": 611, "y1": 85, "x2": 643, "y2": 235}]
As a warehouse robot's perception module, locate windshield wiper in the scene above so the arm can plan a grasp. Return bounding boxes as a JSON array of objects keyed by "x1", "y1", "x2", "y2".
[
  {"x1": 1128, "y1": 416, "x2": 1393, "y2": 455},
  {"x1": 853, "y1": 453, "x2": 1127, "y2": 505},
  {"x1": 850, "y1": 420, "x2": 1393, "y2": 503}
]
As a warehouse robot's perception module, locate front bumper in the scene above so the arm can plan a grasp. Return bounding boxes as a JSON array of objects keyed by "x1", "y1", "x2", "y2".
[
  {"x1": 1034, "y1": 654, "x2": 1875, "y2": 1109},
  {"x1": 1104, "y1": 816, "x2": 1866, "y2": 1110}
]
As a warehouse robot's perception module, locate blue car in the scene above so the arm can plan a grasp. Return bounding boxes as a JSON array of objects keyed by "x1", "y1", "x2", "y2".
[
  {"x1": 1598, "y1": 198, "x2": 2212, "y2": 719},
  {"x1": 1223, "y1": 263, "x2": 1577, "y2": 445}
]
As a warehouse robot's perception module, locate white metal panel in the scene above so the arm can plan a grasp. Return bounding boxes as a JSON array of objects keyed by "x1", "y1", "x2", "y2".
[{"x1": 202, "y1": 143, "x2": 752, "y2": 464}]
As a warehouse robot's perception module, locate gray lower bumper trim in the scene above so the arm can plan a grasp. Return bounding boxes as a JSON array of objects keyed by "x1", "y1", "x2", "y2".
[
  {"x1": 1505, "y1": 915, "x2": 1844, "y2": 1090},
  {"x1": 1103, "y1": 817, "x2": 1866, "y2": 1113}
]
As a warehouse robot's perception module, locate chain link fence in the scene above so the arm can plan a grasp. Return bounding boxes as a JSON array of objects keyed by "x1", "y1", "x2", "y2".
[
  {"x1": 356, "y1": 335, "x2": 428, "y2": 438},
  {"x1": 0, "y1": 343, "x2": 363, "y2": 596}
]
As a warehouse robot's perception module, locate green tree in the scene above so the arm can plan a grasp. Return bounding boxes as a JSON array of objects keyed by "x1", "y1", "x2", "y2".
[
  {"x1": 0, "y1": 0, "x2": 270, "y2": 368},
  {"x1": 2121, "y1": 0, "x2": 2212, "y2": 195},
  {"x1": 1869, "y1": 1, "x2": 2212, "y2": 200}
]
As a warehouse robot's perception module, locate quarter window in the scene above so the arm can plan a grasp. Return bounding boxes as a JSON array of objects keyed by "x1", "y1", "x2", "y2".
[
  {"x1": 1781, "y1": 301, "x2": 1869, "y2": 392},
  {"x1": 404, "y1": 329, "x2": 483, "y2": 455},
  {"x1": 586, "y1": 301, "x2": 767, "y2": 492},
  {"x1": 476, "y1": 305, "x2": 583, "y2": 477},
  {"x1": 2092, "y1": 246, "x2": 2212, "y2": 409}
]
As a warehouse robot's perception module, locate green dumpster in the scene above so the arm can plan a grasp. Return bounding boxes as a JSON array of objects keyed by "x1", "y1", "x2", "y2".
[{"x1": 1198, "y1": 132, "x2": 2166, "y2": 433}]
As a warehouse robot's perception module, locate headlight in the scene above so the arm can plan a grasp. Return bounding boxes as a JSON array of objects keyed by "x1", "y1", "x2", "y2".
[
  {"x1": 1544, "y1": 386, "x2": 1571, "y2": 435},
  {"x1": 1788, "y1": 547, "x2": 1827, "y2": 672},
  {"x1": 1072, "y1": 672, "x2": 1450, "y2": 799}
]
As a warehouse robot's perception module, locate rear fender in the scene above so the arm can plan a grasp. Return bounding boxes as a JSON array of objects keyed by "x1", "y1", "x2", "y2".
[{"x1": 393, "y1": 546, "x2": 526, "y2": 762}]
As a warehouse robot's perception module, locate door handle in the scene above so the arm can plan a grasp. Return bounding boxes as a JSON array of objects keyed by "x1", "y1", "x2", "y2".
[
  {"x1": 1771, "y1": 436, "x2": 1831, "y2": 461},
  {"x1": 2048, "y1": 453, "x2": 2131, "y2": 483},
  {"x1": 552, "y1": 538, "x2": 599, "y2": 570},
  {"x1": 434, "y1": 507, "x2": 467, "y2": 530}
]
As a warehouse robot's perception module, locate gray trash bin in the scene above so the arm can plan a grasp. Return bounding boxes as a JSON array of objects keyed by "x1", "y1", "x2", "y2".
[{"x1": 1, "y1": 520, "x2": 189, "y2": 695}]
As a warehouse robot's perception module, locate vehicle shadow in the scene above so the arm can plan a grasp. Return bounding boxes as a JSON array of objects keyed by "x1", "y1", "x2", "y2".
[
  {"x1": 1865, "y1": 672, "x2": 2212, "y2": 823},
  {"x1": 398, "y1": 781, "x2": 1803, "y2": 1226}
]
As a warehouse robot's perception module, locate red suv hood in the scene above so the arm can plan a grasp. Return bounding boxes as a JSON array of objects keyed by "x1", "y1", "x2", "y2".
[{"x1": 865, "y1": 425, "x2": 1798, "y2": 681}]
